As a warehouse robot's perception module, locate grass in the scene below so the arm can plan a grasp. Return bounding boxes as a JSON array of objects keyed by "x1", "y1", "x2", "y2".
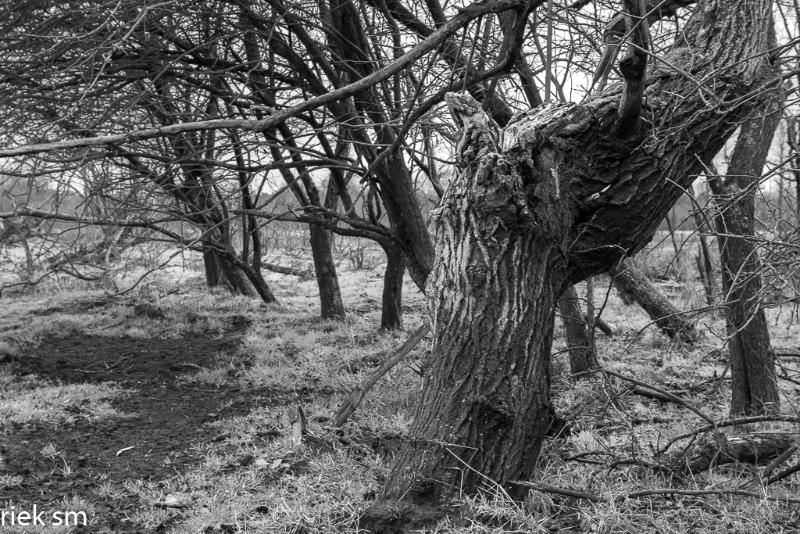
[{"x1": 0, "y1": 238, "x2": 798, "y2": 533}]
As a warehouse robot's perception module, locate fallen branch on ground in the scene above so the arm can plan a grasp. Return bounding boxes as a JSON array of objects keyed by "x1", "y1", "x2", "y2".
[
  {"x1": 262, "y1": 262, "x2": 314, "y2": 279},
  {"x1": 509, "y1": 480, "x2": 800, "y2": 505},
  {"x1": 658, "y1": 414, "x2": 800, "y2": 455},
  {"x1": 768, "y1": 459, "x2": 800, "y2": 485},
  {"x1": 668, "y1": 433, "x2": 796, "y2": 474},
  {"x1": 332, "y1": 322, "x2": 430, "y2": 427},
  {"x1": 596, "y1": 368, "x2": 714, "y2": 425},
  {"x1": 593, "y1": 315, "x2": 617, "y2": 336}
]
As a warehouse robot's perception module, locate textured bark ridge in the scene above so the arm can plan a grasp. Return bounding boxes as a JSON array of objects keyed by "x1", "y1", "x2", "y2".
[
  {"x1": 381, "y1": 92, "x2": 568, "y2": 502},
  {"x1": 379, "y1": 0, "x2": 778, "y2": 506}
]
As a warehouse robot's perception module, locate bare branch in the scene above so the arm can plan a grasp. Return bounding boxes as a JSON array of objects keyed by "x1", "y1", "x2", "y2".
[
  {"x1": 617, "y1": 0, "x2": 651, "y2": 134},
  {"x1": 0, "y1": 0, "x2": 540, "y2": 158}
]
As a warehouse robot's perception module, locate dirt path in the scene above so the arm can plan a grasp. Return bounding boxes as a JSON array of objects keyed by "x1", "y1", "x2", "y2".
[{"x1": 1, "y1": 332, "x2": 275, "y2": 532}]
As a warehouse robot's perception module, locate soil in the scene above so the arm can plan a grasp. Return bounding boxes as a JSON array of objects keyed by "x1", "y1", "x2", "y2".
[{"x1": 0, "y1": 331, "x2": 285, "y2": 533}]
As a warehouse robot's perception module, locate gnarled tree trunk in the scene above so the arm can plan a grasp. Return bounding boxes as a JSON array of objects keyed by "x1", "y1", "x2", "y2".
[
  {"x1": 377, "y1": 0, "x2": 777, "y2": 505},
  {"x1": 382, "y1": 134, "x2": 567, "y2": 500}
]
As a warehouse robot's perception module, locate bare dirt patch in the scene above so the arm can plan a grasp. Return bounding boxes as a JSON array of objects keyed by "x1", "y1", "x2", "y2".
[{"x1": 0, "y1": 332, "x2": 288, "y2": 532}]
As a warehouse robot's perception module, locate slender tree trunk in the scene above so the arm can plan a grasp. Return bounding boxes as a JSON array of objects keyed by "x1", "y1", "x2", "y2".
[
  {"x1": 309, "y1": 223, "x2": 346, "y2": 320},
  {"x1": 690, "y1": 186, "x2": 717, "y2": 306},
  {"x1": 609, "y1": 258, "x2": 699, "y2": 343},
  {"x1": 380, "y1": 243, "x2": 406, "y2": 330},
  {"x1": 202, "y1": 240, "x2": 224, "y2": 288},
  {"x1": 558, "y1": 285, "x2": 599, "y2": 376},
  {"x1": 710, "y1": 102, "x2": 781, "y2": 416},
  {"x1": 789, "y1": 118, "x2": 800, "y2": 225},
  {"x1": 796, "y1": 168, "x2": 800, "y2": 225}
]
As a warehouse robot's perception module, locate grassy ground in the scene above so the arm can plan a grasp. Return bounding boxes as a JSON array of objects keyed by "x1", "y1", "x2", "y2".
[{"x1": 0, "y1": 243, "x2": 798, "y2": 533}]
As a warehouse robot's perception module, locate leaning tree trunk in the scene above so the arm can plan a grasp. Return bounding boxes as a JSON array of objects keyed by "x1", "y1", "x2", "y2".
[
  {"x1": 557, "y1": 285, "x2": 599, "y2": 376},
  {"x1": 380, "y1": 243, "x2": 406, "y2": 330},
  {"x1": 710, "y1": 102, "x2": 781, "y2": 416},
  {"x1": 609, "y1": 258, "x2": 699, "y2": 344},
  {"x1": 235, "y1": 256, "x2": 278, "y2": 304},
  {"x1": 213, "y1": 248, "x2": 255, "y2": 297},
  {"x1": 202, "y1": 240, "x2": 255, "y2": 297},
  {"x1": 308, "y1": 224, "x2": 346, "y2": 320},
  {"x1": 376, "y1": 0, "x2": 777, "y2": 506}
]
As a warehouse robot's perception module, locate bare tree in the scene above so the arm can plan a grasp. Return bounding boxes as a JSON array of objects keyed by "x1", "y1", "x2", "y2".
[{"x1": 376, "y1": 0, "x2": 781, "y2": 506}]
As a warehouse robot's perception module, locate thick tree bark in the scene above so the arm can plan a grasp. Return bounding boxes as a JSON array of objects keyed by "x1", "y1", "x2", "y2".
[
  {"x1": 378, "y1": 0, "x2": 777, "y2": 505},
  {"x1": 380, "y1": 243, "x2": 406, "y2": 330},
  {"x1": 308, "y1": 223, "x2": 346, "y2": 320},
  {"x1": 381, "y1": 136, "x2": 566, "y2": 500},
  {"x1": 557, "y1": 285, "x2": 599, "y2": 376},
  {"x1": 609, "y1": 258, "x2": 699, "y2": 344},
  {"x1": 710, "y1": 104, "x2": 781, "y2": 416}
]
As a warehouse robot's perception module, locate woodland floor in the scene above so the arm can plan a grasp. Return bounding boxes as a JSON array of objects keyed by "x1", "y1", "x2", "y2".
[{"x1": 0, "y1": 244, "x2": 799, "y2": 533}]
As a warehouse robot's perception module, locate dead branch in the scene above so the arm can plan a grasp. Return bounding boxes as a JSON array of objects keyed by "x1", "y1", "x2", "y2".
[
  {"x1": 262, "y1": 262, "x2": 314, "y2": 279},
  {"x1": 332, "y1": 322, "x2": 430, "y2": 427},
  {"x1": 593, "y1": 315, "x2": 617, "y2": 336},
  {"x1": 668, "y1": 433, "x2": 796, "y2": 474},
  {"x1": 761, "y1": 445, "x2": 798, "y2": 483},
  {"x1": 600, "y1": 368, "x2": 714, "y2": 424},
  {"x1": 658, "y1": 414, "x2": 800, "y2": 455},
  {"x1": 767, "y1": 459, "x2": 800, "y2": 485},
  {"x1": 510, "y1": 480, "x2": 800, "y2": 505}
]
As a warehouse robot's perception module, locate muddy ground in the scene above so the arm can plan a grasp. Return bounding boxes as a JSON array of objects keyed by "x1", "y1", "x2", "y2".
[{"x1": 2, "y1": 330, "x2": 288, "y2": 533}]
